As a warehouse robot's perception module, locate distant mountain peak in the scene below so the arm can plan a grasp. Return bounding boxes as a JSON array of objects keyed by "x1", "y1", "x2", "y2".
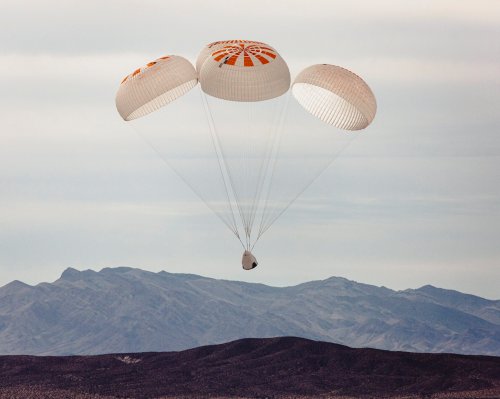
[
  {"x1": 59, "y1": 267, "x2": 103, "y2": 283},
  {"x1": 100, "y1": 266, "x2": 137, "y2": 274},
  {"x1": 412, "y1": 284, "x2": 495, "y2": 302},
  {"x1": 418, "y1": 284, "x2": 439, "y2": 291},
  {"x1": 0, "y1": 279, "x2": 32, "y2": 293},
  {"x1": 60, "y1": 267, "x2": 80, "y2": 280}
]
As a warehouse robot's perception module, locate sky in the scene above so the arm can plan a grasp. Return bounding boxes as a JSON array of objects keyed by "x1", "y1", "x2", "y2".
[{"x1": 1, "y1": 0, "x2": 499, "y2": 299}]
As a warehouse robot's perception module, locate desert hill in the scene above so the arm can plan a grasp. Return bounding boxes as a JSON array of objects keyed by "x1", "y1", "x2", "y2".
[{"x1": 0, "y1": 337, "x2": 499, "y2": 398}]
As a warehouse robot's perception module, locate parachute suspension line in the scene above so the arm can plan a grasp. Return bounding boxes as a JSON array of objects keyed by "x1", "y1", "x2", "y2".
[
  {"x1": 200, "y1": 90, "x2": 250, "y2": 250},
  {"x1": 247, "y1": 98, "x2": 281, "y2": 245},
  {"x1": 130, "y1": 123, "x2": 244, "y2": 250},
  {"x1": 257, "y1": 132, "x2": 360, "y2": 241},
  {"x1": 245, "y1": 99, "x2": 267, "y2": 248},
  {"x1": 198, "y1": 89, "x2": 246, "y2": 250},
  {"x1": 252, "y1": 92, "x2": 292, "y2": 249},
  {"x1": 242, "y1": 99, "x2": 253, "y2": 248},
  {"x1": 246, "y1": 100, "x2": 257, "y2": 247},
  {"x1": 249, "y1": 94, "x2": 290, "y2": 250},
  {"x1": 243, "y1": 99, "x2": 261, "y2": 248}
]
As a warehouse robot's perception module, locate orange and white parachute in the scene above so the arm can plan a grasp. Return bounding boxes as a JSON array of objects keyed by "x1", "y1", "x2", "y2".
[{"x1": 198, "y1": 40, "x2": 290, "y2": 102}]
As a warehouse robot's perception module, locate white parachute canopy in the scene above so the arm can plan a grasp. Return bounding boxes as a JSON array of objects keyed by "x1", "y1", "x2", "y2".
[
  {"x1": 116, "y1": 55, "x2": 198, "y2": 121},
  {"x1": 292, "y1": 64, "x2": 376, "y2": 130}
]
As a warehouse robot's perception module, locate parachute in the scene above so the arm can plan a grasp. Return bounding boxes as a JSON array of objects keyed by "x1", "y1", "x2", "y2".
[
  {"x1": 116, "y1": 55, "x2": 198, "y2": 121},
  {"x1": 292, "y1": 64, "x2": 376, "y2": 130},
  {"x1": 198, "y1": 41, "x2": 290, "y2": 101},
  {"x1": 115, "y1": 40, "x2": 377, "y2": 270}
]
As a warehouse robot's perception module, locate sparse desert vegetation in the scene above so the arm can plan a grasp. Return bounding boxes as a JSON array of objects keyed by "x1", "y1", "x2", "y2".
[
  {"x1": 2, "y1": 387, "x2": 500, "y2": 399},
  {"x1": 0, "y1": 337, "x2": 499, "y2": 399}
]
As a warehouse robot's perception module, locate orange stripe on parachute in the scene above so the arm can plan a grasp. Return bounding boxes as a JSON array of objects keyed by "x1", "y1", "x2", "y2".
[
  {"x1": 261, "y1": 51, "x2": 276, "y2": 59},
  {"x1": 244, "y1": 55, "x2": 254, "y2": 66},
  {"x1": 253, "y1": 54, "x2": 269, "y2": 64},
  {"x1": 212, "y1": 49, "x2": 228, "y2": 56},
  {"x1": 225, "y1": 55, "x2": 238, "y2": 65},
  {"x1": 210, "y1": 44, "x2": 276, "y2": 67},
  {"x1": 120, "y1": 55, "x2": 170, "y2": 84},
  {"x1": 213, "y1": 53, "x2": 226, "y2": 62},
  {"x1": 212, "y1": 46, "x2": 239, "y2": 56}
]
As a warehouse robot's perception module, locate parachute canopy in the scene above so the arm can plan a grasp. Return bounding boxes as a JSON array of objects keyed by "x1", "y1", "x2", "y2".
[
  {"x1": 116, "y1": 55, "x2": 198, "y2": 121},
  {"x1": 198, "y1": 40, "x2": 290, "y2": 102},
  {"x1": 292, "y1": 64, "x2": 376, "y2": 130}
]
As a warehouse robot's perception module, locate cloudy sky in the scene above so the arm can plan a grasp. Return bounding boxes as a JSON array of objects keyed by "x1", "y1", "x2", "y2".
[{"x1": 1, "y1": 0, "x2": 499, "y2": 298}]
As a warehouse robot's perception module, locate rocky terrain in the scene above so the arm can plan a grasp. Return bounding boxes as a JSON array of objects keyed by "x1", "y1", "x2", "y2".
[
  {"x1": 0, "y1": 337, "x2": 499, "y2": 399},
  {"x1": 0, "y1": 267, "x2": 499, "y2": 355}
]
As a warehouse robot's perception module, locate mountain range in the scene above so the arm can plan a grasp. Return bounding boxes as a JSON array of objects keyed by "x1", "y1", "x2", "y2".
[{"x1": 0, "y1": 267, "x2": 498, "y2": 355}]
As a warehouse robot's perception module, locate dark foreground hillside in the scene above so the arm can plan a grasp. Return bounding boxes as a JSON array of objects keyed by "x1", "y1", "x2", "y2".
[{"x1": 1, "y1": 337, "x2": 499, "y2": 399}]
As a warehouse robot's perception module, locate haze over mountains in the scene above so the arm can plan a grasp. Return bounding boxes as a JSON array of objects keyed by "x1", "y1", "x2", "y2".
[{"x1": 0, "y1": 267, "x2": 498, "y2": 356}]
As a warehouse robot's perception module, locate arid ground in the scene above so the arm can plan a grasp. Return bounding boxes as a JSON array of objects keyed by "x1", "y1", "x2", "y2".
[{"x1": 1, "y1": 337, "x2": 499, "y2": 398}]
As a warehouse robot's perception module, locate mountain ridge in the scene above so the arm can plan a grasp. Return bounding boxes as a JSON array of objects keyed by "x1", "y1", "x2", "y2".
[
  {"x1": 4, "y1": 267, "x2": 498, "y2": 301},
  {"x1": 0, "y1": 267, "x2": 498, "y2": 356}
]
